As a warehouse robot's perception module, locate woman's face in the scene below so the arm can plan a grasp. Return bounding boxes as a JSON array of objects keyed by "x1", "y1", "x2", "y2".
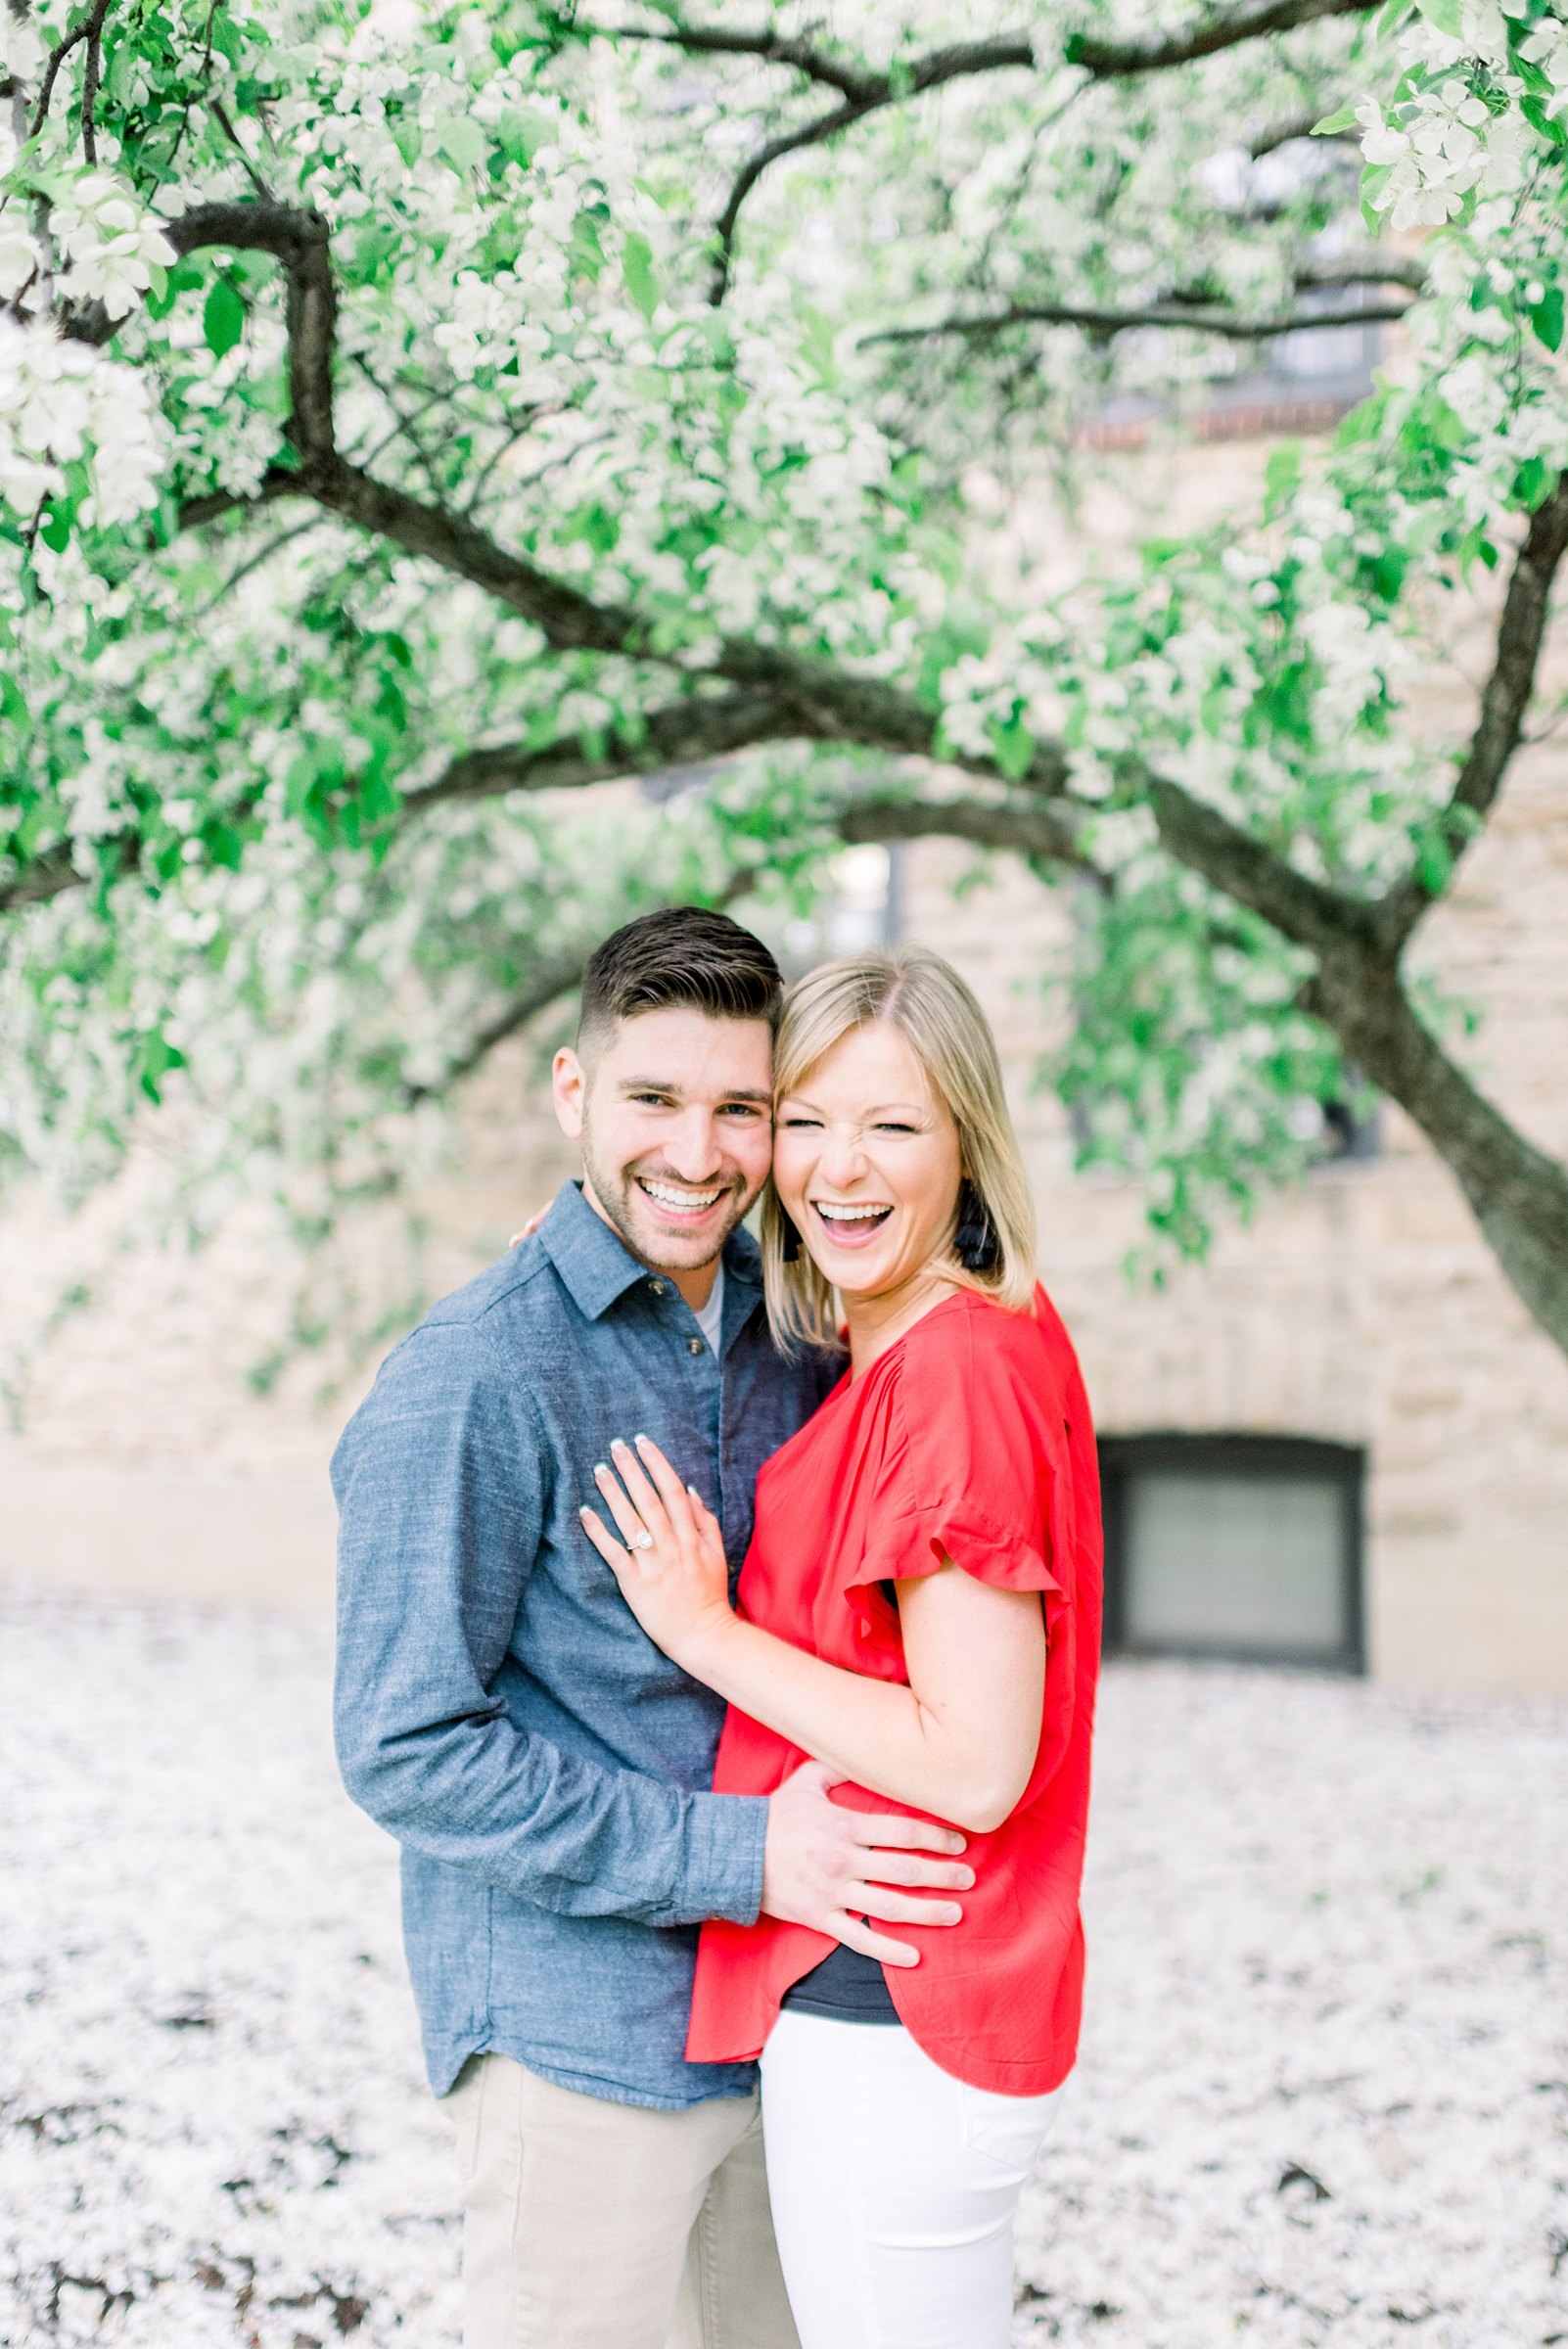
[{"x1": 772, "y1": 1020, "x2": 963, "y2": 1304}]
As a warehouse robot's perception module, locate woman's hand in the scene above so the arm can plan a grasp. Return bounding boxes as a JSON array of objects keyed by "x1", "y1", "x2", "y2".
[{"x1": 580, "y1": 1435, "x2": 736, "y2": 1671}]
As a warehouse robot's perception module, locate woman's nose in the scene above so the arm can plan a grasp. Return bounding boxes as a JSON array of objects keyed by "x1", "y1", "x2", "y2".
[{"x1": 816, "y1": 1127, "x2": 869, "y2": 1185}]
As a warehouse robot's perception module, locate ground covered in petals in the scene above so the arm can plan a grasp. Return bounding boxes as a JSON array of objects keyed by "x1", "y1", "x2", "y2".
[{"x1": 2, "y1": 1590, "x2": 1564, "y2": 2347}]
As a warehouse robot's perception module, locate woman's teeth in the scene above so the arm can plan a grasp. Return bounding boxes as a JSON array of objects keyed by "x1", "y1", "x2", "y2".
[
  {"x1": 813, "y1": 1203, "x2": 892, "y2": 1227},
  {"x1": 640, "y1": 1179, "x2": 722, "y2": 1212}
]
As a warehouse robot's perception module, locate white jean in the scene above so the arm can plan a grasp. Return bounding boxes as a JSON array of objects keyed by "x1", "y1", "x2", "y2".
[{"x1": 759, "y1": 2010, "x2": 1064, "y2": 2349}]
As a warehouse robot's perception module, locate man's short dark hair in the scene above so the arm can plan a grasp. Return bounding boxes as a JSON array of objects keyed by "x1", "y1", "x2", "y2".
[{"x1": 576, "y1": 907, "x2": 783, "y2": 1064}]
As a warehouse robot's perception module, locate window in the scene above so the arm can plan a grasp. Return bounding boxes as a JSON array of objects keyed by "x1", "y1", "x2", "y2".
[{"x1": 1099, "y1": 1435, "x2": 1364, "y2": 1671}]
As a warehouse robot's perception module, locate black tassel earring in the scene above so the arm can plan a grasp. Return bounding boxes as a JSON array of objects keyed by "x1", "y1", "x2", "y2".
[
  {"x1": 781, "y1": 1212, "x2": 803, "y2": 1264},
  {"x1": 953, "y1": 1179, "x2": 997, "y2": 1271}
]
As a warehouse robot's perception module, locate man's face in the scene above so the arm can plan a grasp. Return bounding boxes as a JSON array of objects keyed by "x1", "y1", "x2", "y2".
[{"x1": 552, "y1": 1007, "x2": 774, "y2": 1273}]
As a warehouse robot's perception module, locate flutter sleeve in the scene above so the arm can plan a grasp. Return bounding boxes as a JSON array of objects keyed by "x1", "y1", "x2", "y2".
[{"x1": 843, "y1": 1297, "x2": 1073, "y2": 1617}]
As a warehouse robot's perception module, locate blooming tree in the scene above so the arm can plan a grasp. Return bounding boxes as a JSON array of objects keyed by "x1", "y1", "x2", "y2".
[{"x1": 3, "y1": 0, "x2": 1568, "y2": 1358}]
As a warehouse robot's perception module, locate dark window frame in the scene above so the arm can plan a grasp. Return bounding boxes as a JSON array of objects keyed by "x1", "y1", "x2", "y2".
[{"x1": 1097, "y1": 1432, "x2": 1365, "y2": 1674}]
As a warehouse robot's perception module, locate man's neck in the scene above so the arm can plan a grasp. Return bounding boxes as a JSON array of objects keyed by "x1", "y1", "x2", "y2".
[{"x1": 579, "y1": 1178, "x2": 722, "y2": 1312}]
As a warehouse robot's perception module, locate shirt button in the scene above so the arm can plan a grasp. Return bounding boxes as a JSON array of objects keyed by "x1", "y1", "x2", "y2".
[
  {"x1": 649, "y1": 1280, "x2": 667, "y2": 1296},
  {"x1": 687, "y1": 1337, "x2": 704, "y2": 1355}
]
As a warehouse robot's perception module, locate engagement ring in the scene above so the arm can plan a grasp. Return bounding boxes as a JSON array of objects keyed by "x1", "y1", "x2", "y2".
[{"x1": 630, "y1": 1530, "x2": 654, "y2": 1551}]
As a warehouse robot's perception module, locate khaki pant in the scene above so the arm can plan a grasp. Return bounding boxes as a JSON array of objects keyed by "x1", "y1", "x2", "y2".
[{"x1": 442, "y1": 2052, "x2": 802, "y2": 2349}]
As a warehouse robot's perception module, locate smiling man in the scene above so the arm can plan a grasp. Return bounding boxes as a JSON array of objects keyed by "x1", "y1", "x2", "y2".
[{"x1": 331, "y1": 908, "x2": 974, "y2": 2349}]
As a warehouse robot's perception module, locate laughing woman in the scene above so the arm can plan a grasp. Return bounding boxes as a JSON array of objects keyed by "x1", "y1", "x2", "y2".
[{"x1": 580, "y1": 944, "x2": 1103, "y2": 2349}]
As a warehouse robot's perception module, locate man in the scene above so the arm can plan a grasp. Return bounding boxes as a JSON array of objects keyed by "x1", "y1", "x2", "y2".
[{"x1": 333, "y1": 908, "x2": 974, "y2": 2349}]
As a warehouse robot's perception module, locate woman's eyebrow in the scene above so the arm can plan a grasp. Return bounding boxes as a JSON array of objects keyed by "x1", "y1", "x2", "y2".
[{"x1": 778, "y1": 1098, "x2": 929, "y2": 1117}]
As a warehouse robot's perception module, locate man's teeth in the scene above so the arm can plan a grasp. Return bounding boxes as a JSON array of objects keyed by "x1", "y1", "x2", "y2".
[
  {"x1": 641, "y1": 1180, "x2": 722, "y2": 1210},
  {"x1": 815, "y1": 1203, "x2": 891, "y2": 1222}
]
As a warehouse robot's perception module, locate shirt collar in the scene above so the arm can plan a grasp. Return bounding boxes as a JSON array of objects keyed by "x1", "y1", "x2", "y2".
[{"x1": 537, "y1": 1179, "x2": 763, "y2": 1321}]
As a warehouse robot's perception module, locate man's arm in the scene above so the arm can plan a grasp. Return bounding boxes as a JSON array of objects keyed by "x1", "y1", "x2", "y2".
[
  {"x1": 333, "y1": 1318, "x2": 974, "y2": 1945},
  {"x1": 332, "y1": 1319, "x2": 761, "y2": 1928}
]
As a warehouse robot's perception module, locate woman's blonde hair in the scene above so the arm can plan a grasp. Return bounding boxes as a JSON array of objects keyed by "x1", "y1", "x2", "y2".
[{"x1": 761, "y1": 944, "x2": 1038, "y2": 1353}]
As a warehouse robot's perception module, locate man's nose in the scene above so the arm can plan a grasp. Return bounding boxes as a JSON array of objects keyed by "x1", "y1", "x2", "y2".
[{"x1": 665, "y1": 1109, "x2": 724, "y2": 1178}]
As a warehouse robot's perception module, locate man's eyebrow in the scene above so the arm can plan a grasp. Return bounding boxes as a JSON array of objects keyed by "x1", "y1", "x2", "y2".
[{"x1": 616, "y1": 1076, "x2": 773, "y2": 1105}]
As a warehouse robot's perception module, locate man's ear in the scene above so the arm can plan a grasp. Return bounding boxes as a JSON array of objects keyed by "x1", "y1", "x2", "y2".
[{"x1": 553, "y1": 1045, "x2": 588, "y2": 1139}]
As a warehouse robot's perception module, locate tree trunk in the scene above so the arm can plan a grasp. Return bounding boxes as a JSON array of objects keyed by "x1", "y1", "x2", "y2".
[{"x1": 1307, "y1": 947, "x2": 1568, "y2": 1358}]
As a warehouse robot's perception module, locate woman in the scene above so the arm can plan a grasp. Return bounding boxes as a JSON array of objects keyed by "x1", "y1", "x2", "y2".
[{"x1": 580, "y1": 944, "x2": 1102, "y2": 2349}]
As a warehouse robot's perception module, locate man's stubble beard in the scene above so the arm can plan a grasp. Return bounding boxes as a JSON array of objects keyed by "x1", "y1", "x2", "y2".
[{"x1": 578, "y1": 1114, "x2": 760, "y2": 1273}]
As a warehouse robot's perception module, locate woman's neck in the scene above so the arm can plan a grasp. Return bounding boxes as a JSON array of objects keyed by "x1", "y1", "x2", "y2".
[{"x1": 843, "y1": 1270, "x2": 960, "y2": 1378}]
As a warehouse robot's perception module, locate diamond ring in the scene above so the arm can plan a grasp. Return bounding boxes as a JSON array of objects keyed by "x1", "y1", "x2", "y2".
[{"x1": 630, "y1": 1530, "x2": 655, "y2": 1552}]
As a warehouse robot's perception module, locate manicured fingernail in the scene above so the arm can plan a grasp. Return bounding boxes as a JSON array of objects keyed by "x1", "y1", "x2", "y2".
[
  {"x1": 634, "y1": 1432, "x2": 651, "y2": 1446},
  {"x1": 611, "y1": 1438, "x2": 630, "y2": 1453},
  {"x1": 594, "y1": 1461, "x2": 611, "y2": 1476},
  {"x1": 687, "y1": 1485, "x2": 702, "y2": 1500},
  {"x1": 577, "y1": 1505, "x2": 590, "y2": 1521}
]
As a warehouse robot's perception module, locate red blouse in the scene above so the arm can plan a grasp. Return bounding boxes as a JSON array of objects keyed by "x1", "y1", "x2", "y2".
[{"x1": 686, "y1": 1283, "x2": 1102, "y2": 2096}]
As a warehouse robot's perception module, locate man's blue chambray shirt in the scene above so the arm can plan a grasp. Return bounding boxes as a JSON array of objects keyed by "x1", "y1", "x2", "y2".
[{"x1": 332, "y1": 1180, "x2": 839, "y2": 2110}]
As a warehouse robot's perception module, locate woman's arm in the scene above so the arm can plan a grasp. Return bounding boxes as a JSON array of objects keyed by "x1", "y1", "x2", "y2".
[{"x1": 581, "y1": 1436, "x2": 1045, "y2": 1836}]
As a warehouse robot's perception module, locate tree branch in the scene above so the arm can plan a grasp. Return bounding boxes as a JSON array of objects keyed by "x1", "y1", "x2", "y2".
[
  {"x1": 1067, "y1": 0, "x2": 1380, "y2": 77},
  {"x1": 403, "y1": 954, "x2": 591, "y2": 1102},
  {"x1": 68, "y1": 200, "x2": 338, "y2": 485},
  {"x1": 862, "y1": 290, "x2": 1412, "y2": 349},
  {"x1": 1294, "y1": 254, "x2": 1427, "y2": 293},
  {"x1": 1142, "y1": 774, "x2": 1380, "y2": 955},
  {"x1": 705, "y1": 37, "x2": 1036, "y2": 303},
  {"x1": 607, "y1": 22, "x2": 889, "y2": 103},
  {"x1": 1249, "y1": 109, "x2": 1350, "y2": 156},
  {"x1": 405, "y1": 689, "x2": 801, "y2": 811},
  {"x1": 1301, "y1": 951, "x2": 1568, "y2": 1352},
  {"x1": 28, "y1": 0, "x2": 109, "y2": 136},
  {"x1": 78, "y1": 0, "x2": 110, "y2": 165},
  {"x1": 838, "y1": 792, "x2": 1094, "y2": 873},
  {"x1": 174, "y1": 467, "x2": 304, "y2": 533},
  {"x1": 0, "y1": 839, "x2": 89, "y2": 914},
  {"x1": 1376, "y1": 476, "x2": 1568, "y2": 955},
  {"x1": 611, "y1": 0, "x2": 1383, "y2": 302}
]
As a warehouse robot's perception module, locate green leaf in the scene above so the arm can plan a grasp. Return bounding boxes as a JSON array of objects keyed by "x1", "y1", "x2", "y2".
[
  {"x1": 622, "y1": 230, "x2": 660, "y2": 322},
  {"x1": 1311, "y1": 104, "x2": 1361, "y2": 136},
  {"x1": 135, "y1": 1026, "x2": 187, "y2": 1105},
  {"x1": 203, "y1": 277, "x2": 246, "y2": 359},
  {"x1": 1511, "y1": 454, "x2": 1551, "y2": 509},
  {"x1": 147, "y1": 257, "x2": 203, "y2": 322},
  {"x1": 1264, "y1": 440, "x2": 1302, "y2": 517},
  {"x1": 986, "y1": 706, "x2": 1037, "y2": 782},
  {"x1": 1412, "y1": 0, "x2": 1463, "y2": 35},
  {"x1": 1455, "y1": 522, "x2": 1498, "y2": 583},
  {"x1": 1519, "y1": 92, "x2": 1568, "y2": 144},
  {"x1": 497, "y1": 105, "x2": 556, "y2": 166},
  {"x1": 438, "y1": 115, "x2": 484, "y2": 174},
  {"x1": 561, "y1": 500, "x2": 620, "y2": 555},
  {"x1": 1360, "y1": 162, "x2": 1394, "y2": 231},
  {"x1": 693, "y1": 310, "x2": 735, "y2": 367},
  {"x1": 391, "y1": 116, "x2": 422, "y2": 165},
  {"x1": 1530, "y1": 284, "x2": 1565, "y2": 350}
]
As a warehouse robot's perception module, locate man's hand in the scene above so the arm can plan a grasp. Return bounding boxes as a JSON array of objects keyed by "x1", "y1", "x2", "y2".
[{"x1": 761, "y1": 1760, "x2": 973, "y2": 1966}]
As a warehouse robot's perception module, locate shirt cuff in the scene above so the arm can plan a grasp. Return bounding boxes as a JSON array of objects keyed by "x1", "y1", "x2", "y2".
[{"x1": 678, "y1": 1791, "x2": 769, "y2": 1927}]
